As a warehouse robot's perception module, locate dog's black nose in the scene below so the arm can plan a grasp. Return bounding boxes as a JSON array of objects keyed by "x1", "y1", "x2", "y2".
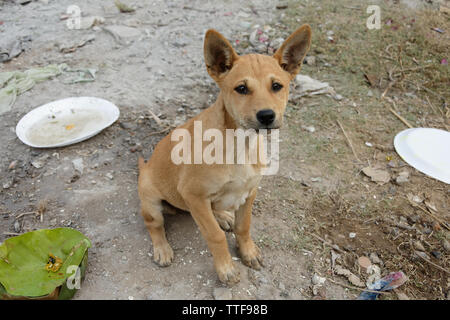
[{"x1": 256, "y1": 109, "x2": 275, "y2": 126}]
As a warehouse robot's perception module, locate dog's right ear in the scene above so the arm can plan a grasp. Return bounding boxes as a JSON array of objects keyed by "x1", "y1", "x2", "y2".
[
  {"x1": 204, "y1": 29, "x2": 239, "y2": 82},
  {"x1": 273, "y1": 24, "x2": 312, "y2": 79}
]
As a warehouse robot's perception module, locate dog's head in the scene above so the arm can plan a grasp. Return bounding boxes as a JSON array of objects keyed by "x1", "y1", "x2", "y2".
[{"x1": 204, "y1": 25, "x2": 311, "y2": 130}]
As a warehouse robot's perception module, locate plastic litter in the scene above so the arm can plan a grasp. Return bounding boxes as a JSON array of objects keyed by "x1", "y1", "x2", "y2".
[
  {"x1": 357, "y1": 271, "x2": 407, "y2": 300},
  {"x1": 294, "y1": 75, "x2": 342, "y2": 100},
  {"x1": 0, "y1": 64, "x2": 67, "y2": 115}
]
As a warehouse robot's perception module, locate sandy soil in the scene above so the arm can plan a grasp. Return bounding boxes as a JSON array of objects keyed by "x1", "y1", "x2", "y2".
[{"x1": 1, "y1": 0, "x2": 448, "y2": 300}]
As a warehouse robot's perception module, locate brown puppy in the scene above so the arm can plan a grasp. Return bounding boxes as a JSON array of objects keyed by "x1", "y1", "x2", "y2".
[{"x1": 138, "y1": 25, "x2": 312, "y2": 285}]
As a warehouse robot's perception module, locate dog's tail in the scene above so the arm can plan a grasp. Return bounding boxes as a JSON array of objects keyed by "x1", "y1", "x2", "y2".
[{"x1": 138, "y1": 157, "x2": 146, "y2": 171}]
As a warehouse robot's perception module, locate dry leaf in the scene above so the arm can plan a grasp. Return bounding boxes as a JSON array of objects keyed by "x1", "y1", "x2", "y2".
[
  {"x1": 334, "y1": 265, "x2": 365, "y2": 287},
  {"x1": 362, "y1": 166, "x2": 390, "y2": 184}
]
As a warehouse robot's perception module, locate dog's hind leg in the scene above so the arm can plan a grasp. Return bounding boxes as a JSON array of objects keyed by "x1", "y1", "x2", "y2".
[{"x1": 140, "y1": 196, "x2": 174, "y2": 267}]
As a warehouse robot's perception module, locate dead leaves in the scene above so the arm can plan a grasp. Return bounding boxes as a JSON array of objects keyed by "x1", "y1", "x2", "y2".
[
  {"x1": 334, "y1": 265, "x2": 365, "y2": 287},
  {"x1": 362, "y1": 166, "x2": 391, "y2": 185}
]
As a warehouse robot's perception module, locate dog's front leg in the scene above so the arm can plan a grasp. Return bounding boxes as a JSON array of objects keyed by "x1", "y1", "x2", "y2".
[
  {"x1": 234, "y1": 188, "x2": 264, "y2": 270},
  {"x1": 183, "y1": 195, "x2": 240, "y2": 285}
]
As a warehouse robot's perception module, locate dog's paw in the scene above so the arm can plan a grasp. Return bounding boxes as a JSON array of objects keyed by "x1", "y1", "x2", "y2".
[
  {"x1": 216, "y1": 261, "x2": 240, "y2": 286},
  {"x1": 238, "y1": 241, "x2": 264, "y2": 270},
  {"x1": 153, "y1": 243, "x2": 174, "y2": 267},
  {"x1": 214, "y1": 210, "x2": 235, "y2": 232}
]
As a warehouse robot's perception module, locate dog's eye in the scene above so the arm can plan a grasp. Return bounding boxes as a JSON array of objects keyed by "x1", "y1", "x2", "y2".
[
  {"x1": 234, "y1": 85, "x2": 249, "y2": 95},
  {"x1": 272, "y1": 82, "x2": 283, "y2": 92}
]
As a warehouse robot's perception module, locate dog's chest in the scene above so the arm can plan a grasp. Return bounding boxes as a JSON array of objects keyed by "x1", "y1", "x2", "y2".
[{"x1": 211, "y1": 165, "x2": 262, "y2": 212}]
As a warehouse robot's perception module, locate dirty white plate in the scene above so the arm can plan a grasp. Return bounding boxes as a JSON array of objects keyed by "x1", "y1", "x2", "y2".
[
  {"x1": 394, "y1": 128, "x2": 450, "y2": 184},
  {"x1": 16, "y1": 97, "x2": 120, "y2": 148}
]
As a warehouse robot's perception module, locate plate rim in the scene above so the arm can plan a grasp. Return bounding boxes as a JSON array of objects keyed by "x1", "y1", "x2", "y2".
[
  {"x1": 394, "y1": 127, "x2": 450, "y2": 184},
  {"x1": 15, "y1": 96, "x2": 120, "y2": 148}
]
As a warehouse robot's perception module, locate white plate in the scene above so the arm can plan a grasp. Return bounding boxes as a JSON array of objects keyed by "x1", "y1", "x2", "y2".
[
  {"x1": 394, "y1": 128, "x2": 450, "y2": 184},
  {"x1": 16, "y1": 97, "x2": 120, "y2": 148}
]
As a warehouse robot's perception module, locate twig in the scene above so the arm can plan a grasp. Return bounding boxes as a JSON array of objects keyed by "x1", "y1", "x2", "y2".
[
  {"x1": 414, "y1": 251, "x2": 450, "y2": 275},
  {"x1": 306, "y1": 232, "x2": 346, "y2": 255},
  {"x1": 336, "y1": 120, "x2": 361, "y2": 163},
  {"x1": 3, "y1": 232, "x2": 20, "y2": 236},
  {"x1": 387, "y1": 106, "x2": 413, "y2": 128},
  {"x1": 373, "y1": 143, "x2": 394, "y2": 152},
  {"x1": 343, "y1": 6, "x2": 361, "y2": 10},
  {"x1": 404, "y1": 80, "x2": 445, "y2": 101},
  {"x1": 15, "y1": 211, "x2": 37, "y2": 220},
  {"x1": 147, "y1": 109, "x2": 164, "y2": 127},
  {"x1": 426, "y1": 95, "x2": 443, "y2": 116},
  {"x1": 327, "y1": 277, "x2": 392, "y2": 295},
  {"x1": 146, "y1": 126, "x2": 171, "y2": 137},
  {"x1": 393, "y1": 64, "x2": 433, "y2": 76},
  {"x1": 381, "y1": 81, "x2": 396, "y2": 100},
  {"x1": 407, "y1": 199, "x2": 450, "y2": 231}
]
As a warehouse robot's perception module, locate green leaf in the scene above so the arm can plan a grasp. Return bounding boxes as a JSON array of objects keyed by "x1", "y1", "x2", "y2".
[{"x1": 0, "y1": 228, "x2": 91, "y2": 298}]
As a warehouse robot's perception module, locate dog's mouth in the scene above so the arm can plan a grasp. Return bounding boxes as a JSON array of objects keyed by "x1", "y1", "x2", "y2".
[
  {"x1": 239, "y1": 118, "x2": 282, "y2": 132},
  {"x1": 255, "y1": 126, "x2": 280, "y2": 133}
]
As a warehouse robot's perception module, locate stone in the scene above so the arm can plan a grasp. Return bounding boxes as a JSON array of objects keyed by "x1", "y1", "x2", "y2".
[
  {"x1": 72, "y1": 158, "x2": 84, "y2": 174},
  {"x1": 311, "y1": 273, "x2": 326, "y2": 285},
  {"x1": 304, "y1": 56, "x2": 316, "y2": 65},
  {"x1": 14, "y1": 220, "x2": 21, "y2": 233},
  {"x1": 103, "y1": 25, "x2": 141, "y2": 41},
  {"x1": 213, "y1": 287, "x2": 232, "y2": 300},
  {"x1": 31, "y1": 154, "x2": 49, "y2": 169},
  {"x1": 301, "y1": 125, "x2": 316, "y2": 133},
  {"x1": 443, "y1": 239, "x2": 450, "y2": 252},
  {"x1": 431, "y1": 251, "x2": 441, "y2": 259},
  {"x1": 396, "y1": 292, "x2": 410, "y2": 300},
  {"x1": 396, "y1": 171, "x2": 410, "y2": 184},
  {"x1": 414, "y1": 241, "x2": 425, "y2": 252},
  {"x1": 357, "y1": 256, "x2": 372, "y2": 272},
  {"x1": 415, "y1": 251, "x2": 430, "y2": 260},
  {"x1": 8, "y1": 160, "x2": 18, "y2": 170},
  {"x1": 119, "y1": 121, "x2": 134, "y2": 130},
  {"x1": 369, "y1": 252, "x2": 383, "y2": 265}
]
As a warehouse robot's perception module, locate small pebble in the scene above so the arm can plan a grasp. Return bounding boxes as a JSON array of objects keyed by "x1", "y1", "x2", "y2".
[
  {"x1": 431, "y1": 251, "x2": 441, "y2": 259},
  {"x1": 415, "y1": 251, "x2": 430, "y2": 260},
  {"x1": 14, "y1": 220, "x2": 21, "y2": 233},
  {"x1": 312, "y1": 274, "x2": 326, "y2": 285},
  {"x1": 396, "y1": 292, "x2": 410, "y2": 300},
  {"x1": 414, "y1": 241, "x2": 425, "y2": 252},
  {"x1": 357, "y1": 256, "x2": 372, "y2": 272},
  {"x1": 369, "y1": 252, "x2": 383, "y2": 265},
  {"x1": 443, "y1": 239, "x2": 450, "y2": 252},
  {"x1": 119, "y1": 121, "x2": 133, "y2": 130},
  {"x1": 396, "y1": 171, "x2": 409, "y2": 184},
  {"x1": 304, "y1": 56, "x2": 316, "y2": 65},
  {"x1": 8, "y1": 160, "x2": 18, "y2": 170}
]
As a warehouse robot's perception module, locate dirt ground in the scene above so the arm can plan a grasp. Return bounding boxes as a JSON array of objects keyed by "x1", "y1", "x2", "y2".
[{"x1": 1, "y1": 0, "x2": 449, "y2": 300}]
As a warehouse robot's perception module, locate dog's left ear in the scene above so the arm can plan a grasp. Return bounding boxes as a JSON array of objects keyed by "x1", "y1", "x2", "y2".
[
  {"x1": 273, "y1": 24, "x2": 312, "y2": 79},
  {"x1": 204, "y1": 29, "x2": 239, "y2": 82}
]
